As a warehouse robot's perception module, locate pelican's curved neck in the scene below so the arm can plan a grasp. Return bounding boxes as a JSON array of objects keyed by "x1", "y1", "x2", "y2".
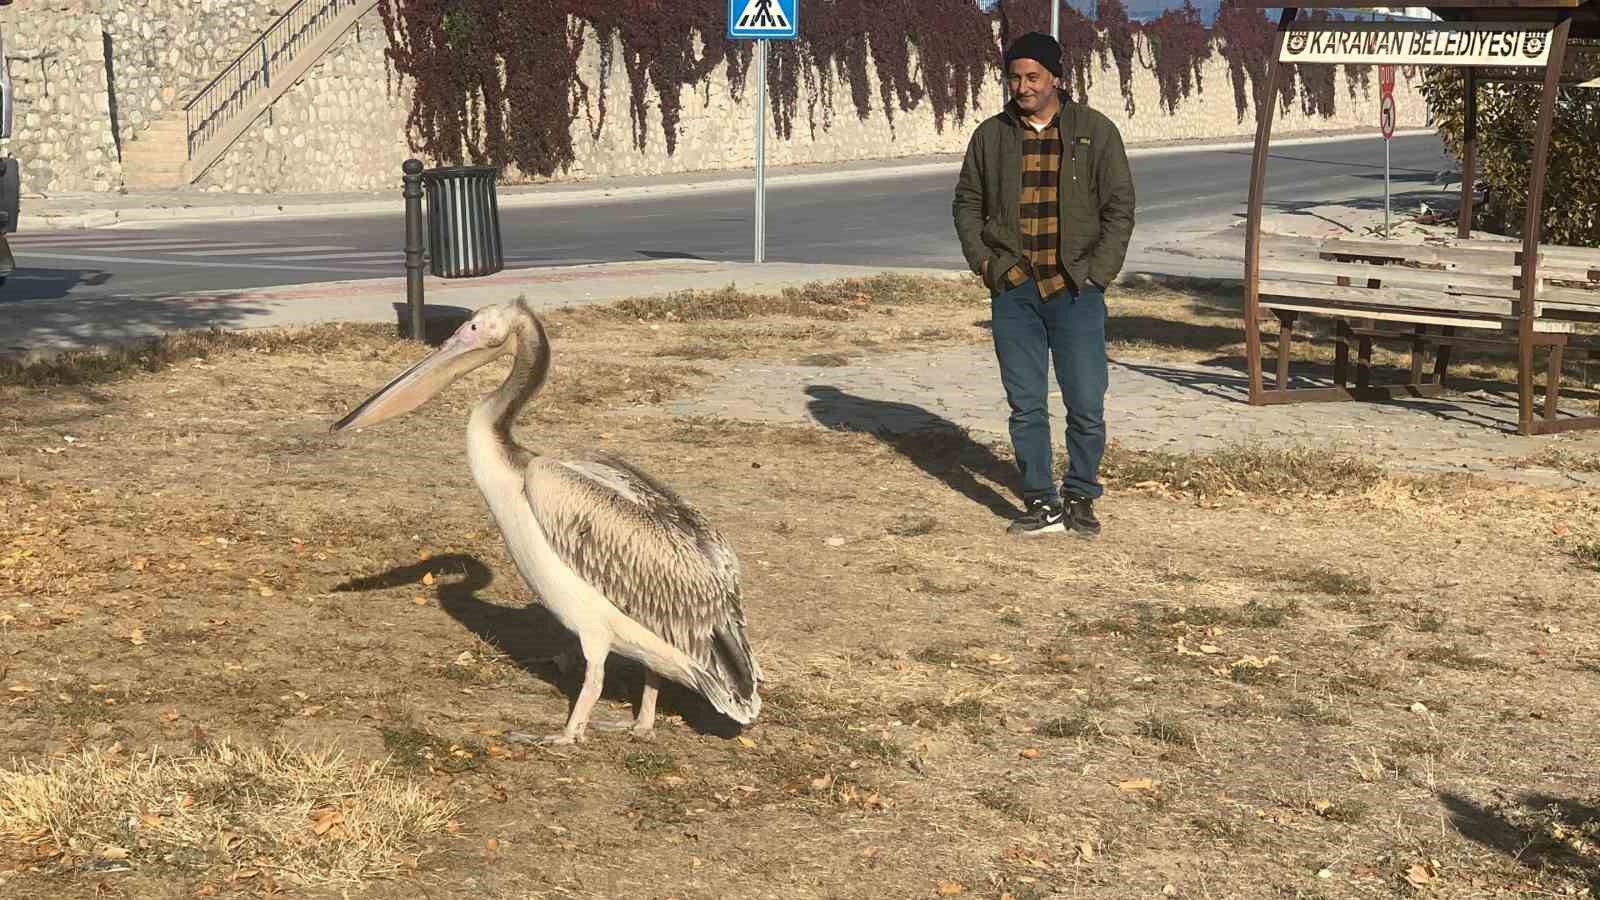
[{"x1": 472, "y1": 312, "x2": 550, "y2": 455}]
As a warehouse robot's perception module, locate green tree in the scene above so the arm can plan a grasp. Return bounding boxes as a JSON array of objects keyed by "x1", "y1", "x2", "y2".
[{"x1": 1421, "y1": 55, "x2": 1600, "y2": 246}]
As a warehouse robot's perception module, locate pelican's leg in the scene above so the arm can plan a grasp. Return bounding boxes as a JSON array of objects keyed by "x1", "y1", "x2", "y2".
[
  {"x1": 541, "y1": 636, "x2": 610, "y2": 745},
  {"x1": 631, "y1": 671, "x2": 660, "y2": 741}
]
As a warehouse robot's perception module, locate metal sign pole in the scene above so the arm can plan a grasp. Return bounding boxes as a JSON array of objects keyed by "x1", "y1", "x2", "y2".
[
  {"x1": 729, "y1": 0, "x2": 794, "y2": 264},
  {"x1": 1051, "y1": 0, "x2": 1059, "y2": 40},
  {"x1": 1385, "y1": 136, "x2": 1391, "y2": 238},
  {"x1": 755, "y1": 38, "x2": 767, "y2": 265}
]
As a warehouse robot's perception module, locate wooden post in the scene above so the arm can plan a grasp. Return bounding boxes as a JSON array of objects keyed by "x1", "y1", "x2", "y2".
[
  {"x1": 1433, "y1": 326, "x2": 1453, "y2": 385},
  {"x1": 1518, "y1": 17, "x2": 1570, "y2": 434},
  {"x1": 1244, "y1": 7, "x2": 1299, "y2": 405},
  {"x1": 1276, "y1": 311, "x2": 1295, "y2": 392},
  {"x1": 1334, "y1": 320, "x2": 1351, "y2": 388},
  {"x1": 1546, "y1": 342, "x2": 1565, "y2": 421},
  {"x1": 1410, "y1": 326, "x2": 1426, "y2": 385},
  {"x1": 1458, "y1": 67, "x2": 1476, "y2": 239}
]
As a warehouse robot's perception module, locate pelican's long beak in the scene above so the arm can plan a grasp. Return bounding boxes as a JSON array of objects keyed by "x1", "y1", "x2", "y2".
[{"x1": 330, "y1": 329, "x2": 498, "y2": 432}]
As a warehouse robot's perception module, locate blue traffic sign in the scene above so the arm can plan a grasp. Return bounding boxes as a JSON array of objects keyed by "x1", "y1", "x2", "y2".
[{"x1": 728, "y1": 0, "x2": 798, "y2": 40}]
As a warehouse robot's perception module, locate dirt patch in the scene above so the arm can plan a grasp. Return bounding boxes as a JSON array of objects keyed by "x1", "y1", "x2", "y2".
[{"x1": 2, "y1": 278, "x2": 1599, "y2": 898}]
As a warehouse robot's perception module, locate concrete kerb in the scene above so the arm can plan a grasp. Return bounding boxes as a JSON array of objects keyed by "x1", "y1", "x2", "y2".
[{"x1": 28, "y1": 129, "x2": 1438, "y2": 232}]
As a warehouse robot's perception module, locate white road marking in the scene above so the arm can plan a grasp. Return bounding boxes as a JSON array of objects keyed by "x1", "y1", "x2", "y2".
[
  {"x1": 165, "y1": 245, "x2": 349, "y2": 257},
  {"x1": 18, "y1": 249, "x2": 386, "y2": 274},
  {"x1": 270, "y1": 250, "x2": 399, "y2": 262}
]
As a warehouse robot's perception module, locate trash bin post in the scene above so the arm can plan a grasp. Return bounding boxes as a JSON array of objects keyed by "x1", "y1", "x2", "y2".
[{"x1": 402, "y1": 158, "x2": 426, "y2": 342}]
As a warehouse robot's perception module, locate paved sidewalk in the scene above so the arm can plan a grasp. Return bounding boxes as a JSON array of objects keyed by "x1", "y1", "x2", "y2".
[{"x1": 639, "y1": 344, "x2": 1600, "y2": 487}]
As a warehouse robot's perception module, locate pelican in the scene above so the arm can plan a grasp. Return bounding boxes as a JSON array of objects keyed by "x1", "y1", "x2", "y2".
[{"x1": 330, "y1": 299, "x2": 761, "y2": 743}]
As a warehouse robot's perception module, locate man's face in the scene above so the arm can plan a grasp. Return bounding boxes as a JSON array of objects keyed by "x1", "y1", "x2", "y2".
[{"x1": 1007, "y1": 58, "x2": 1057, "y2": 115}]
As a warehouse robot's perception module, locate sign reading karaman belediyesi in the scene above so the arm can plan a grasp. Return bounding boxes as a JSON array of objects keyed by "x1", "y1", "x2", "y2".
[{"x1": 1280, "y1": 22, "x2": 1552, "y2": 67}]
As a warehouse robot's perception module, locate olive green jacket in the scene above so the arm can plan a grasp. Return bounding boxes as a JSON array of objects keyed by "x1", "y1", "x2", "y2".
[{"x1": 952, "y1": 98, "x2": 1136, "y2": 296}]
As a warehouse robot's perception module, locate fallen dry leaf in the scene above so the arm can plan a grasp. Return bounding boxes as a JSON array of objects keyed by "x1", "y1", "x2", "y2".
[
  {"x1": 128, "y1": 628, "x2": 146, "y2": 646},
  {"x1": 422, "y1": 572, "x2": 436, "y2": 586},
  {"x1": 1118, "y1": 778, "x2": 1157, "y2": 793},
  {"x1": 1404, "y1": 862, "x2": 1436, "y2": 887},
  {"x1": 1020, "y1": 748, "x2": 1041, "y2": 760},
  {"x1": 309, "y1": 808, "x2": 345, "y2": 837},
  {"x1": 936, "y1": 881, "x2": 965, "y2": 896},
  {"x1": 735, "y1": 736, "x2": 757, "y2": 749}
]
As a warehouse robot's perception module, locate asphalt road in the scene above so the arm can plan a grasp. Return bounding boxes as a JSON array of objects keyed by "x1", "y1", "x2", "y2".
[{"x1": 4, "y1": 133, "x2": 1455, "y2": 301}]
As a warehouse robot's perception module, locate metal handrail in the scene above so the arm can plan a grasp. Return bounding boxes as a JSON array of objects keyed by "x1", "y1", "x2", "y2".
[{"x1": 181, "y1": 0, "x2": 365, "y2": 160}]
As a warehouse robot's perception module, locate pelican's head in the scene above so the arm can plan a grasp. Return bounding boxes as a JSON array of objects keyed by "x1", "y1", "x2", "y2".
[{"x1": 330, "y1": 303, "x2": 532, "y2": 432}]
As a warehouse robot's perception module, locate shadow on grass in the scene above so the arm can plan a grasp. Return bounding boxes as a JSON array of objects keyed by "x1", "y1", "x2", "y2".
[
  {"x1": 804, "y1": 384, "x2": 1023, "y2": 519},
  {"x1": 1440, "y1": 790, "x2": 1599, "y2": 893},
  {"x1": 333, "y1": 553, "x2": 742, "y2": 738}
]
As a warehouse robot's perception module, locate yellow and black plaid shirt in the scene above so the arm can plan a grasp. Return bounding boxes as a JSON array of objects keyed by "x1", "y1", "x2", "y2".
[{"x1": 1003, "y1": 114, "x2": 1069, "y2": 300}]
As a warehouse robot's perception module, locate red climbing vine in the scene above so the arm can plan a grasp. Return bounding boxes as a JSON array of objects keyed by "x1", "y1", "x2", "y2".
[
  {"x1": 996, "y1": 0, "x2": 1100, "y2": 104},
  {"x1": 1141, "y1": 1, "x2": 1211, "y2": 115},
  {"x1": 377, "y1": 0, "x2": 1398, "y2": 177}
]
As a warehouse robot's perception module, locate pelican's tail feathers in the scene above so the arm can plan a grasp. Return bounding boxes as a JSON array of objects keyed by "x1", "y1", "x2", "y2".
[{"x1": 688, "y1": 659, "x2": 762, "y2": 725}]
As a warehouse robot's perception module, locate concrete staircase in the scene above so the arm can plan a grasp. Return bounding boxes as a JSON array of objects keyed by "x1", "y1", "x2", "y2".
[
  {"x1": 120, "y1": 0, "x2": 377, "y2": 191},
  {"x1": 119, "y1": 116, "x2": 191, "y2": 191}
]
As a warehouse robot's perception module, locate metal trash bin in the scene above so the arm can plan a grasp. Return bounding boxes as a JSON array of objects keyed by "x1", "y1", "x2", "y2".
[{"x1": 421, "y1": 165, "x2": 503, "y2": 278}]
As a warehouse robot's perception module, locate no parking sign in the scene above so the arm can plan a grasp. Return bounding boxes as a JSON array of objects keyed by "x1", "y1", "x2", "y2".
[{"x1": 1379, "y1": 64, "x2": 1396, "y2": 140}]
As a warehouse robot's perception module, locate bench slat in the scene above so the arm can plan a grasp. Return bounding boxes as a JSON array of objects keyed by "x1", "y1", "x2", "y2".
[
  {"x1": 1259, "y1": 279, "x2": 1525, "y2": 317},
  {"x1": 1444, "y1": 237, "x2": 1600, "y2": 266},
  {"x1": 1262, "y1": 298, "x2": 1574, "y2": 333},
  {"x1": 1260, "y1": 299, "x2": 1504, "y2": 330},
  {"x1": 1318, "y1": 238, "x2": 1532, "y2": 273},
  {"x1": 1267, "y1": 256, "x2": 1523, "y2": 296},
  {"x1": 1540, "y1": 286, "x2": 1600, "y2": 307}
]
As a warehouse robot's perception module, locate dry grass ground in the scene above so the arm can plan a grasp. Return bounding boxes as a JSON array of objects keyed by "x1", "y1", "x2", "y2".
[{"x1": 2, "y1": 275, "x2": 1598, "y2": 899}]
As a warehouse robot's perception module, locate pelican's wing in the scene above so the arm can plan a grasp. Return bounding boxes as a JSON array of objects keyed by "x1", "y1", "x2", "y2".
[{"x1": 522, "y1": 455, "x2": 761, "y2": 720}]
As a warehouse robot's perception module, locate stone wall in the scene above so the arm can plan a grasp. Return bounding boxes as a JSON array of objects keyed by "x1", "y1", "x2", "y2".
[
  {"x1": 3, "y1": 1, "x2": 1433, "y2": 196},
  {"x1": 1, "y1": 0, "x2": 288, "y2": 194},
  {"x1": 194, "y1": 10, "x2": 408, "y2": 194},
  {"x1": 197, "y1": 21, "x2": 1434, "y2": 193}
]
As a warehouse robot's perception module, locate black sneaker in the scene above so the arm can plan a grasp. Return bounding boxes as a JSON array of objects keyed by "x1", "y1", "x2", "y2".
[
  {"x1": 1065, "y1": 494, "x2": 1101, "y2": 538},
  {"x1": 1008, "y1": 497, "x2": 1065, "y2": 536}
]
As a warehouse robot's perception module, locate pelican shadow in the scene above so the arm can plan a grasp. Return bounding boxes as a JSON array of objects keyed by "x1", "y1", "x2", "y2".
[
  {"x1": 1439, "y1": 790, "x2": 1599, "y2": 892},
  {"x1": 803, "y1": 384, "x2": 1022, "y2": 518},
  {"x1": 333, "y1": 553, "x2": 741, "y2": 739}
]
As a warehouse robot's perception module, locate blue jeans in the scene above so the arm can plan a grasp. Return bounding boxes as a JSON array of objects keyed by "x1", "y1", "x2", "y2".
[{"x1": 990, "y1": 278, "x2": 1108, "y2": 503}]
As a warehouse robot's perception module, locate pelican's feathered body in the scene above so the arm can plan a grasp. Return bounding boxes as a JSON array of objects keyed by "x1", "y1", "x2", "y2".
[{"x1": 332, "y1": 299, "x2": 761, "y2": 742}]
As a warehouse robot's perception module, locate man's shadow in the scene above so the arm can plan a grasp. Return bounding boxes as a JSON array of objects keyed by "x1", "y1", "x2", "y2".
[
  {"x1": 332, "y1": 553, "x2": 741, "y2": 738},
  {"x1": 803, "y1": 384, "x2": 1023, "y2": 519}
]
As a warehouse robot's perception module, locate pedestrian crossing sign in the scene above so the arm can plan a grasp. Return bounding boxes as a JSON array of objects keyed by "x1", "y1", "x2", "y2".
[{"x1": 728, "y1": 0, "x2": 798, "y2": 39}]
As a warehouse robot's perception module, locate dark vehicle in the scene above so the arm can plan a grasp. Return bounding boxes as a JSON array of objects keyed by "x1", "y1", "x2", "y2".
[{"x1": 0, "y1": 19, "x2": 17, "y2": 286}]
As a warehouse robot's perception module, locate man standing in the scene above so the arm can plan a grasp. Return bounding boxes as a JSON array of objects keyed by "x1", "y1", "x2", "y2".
[{"x1": 952, "y1": 31, "x2": 1135, "y2": 538}]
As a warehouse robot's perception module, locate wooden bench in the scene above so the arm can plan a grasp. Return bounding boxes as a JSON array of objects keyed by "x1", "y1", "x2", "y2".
[{"x1": 1250, "y1": 235, "x2": 1600, "y2": 434}]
